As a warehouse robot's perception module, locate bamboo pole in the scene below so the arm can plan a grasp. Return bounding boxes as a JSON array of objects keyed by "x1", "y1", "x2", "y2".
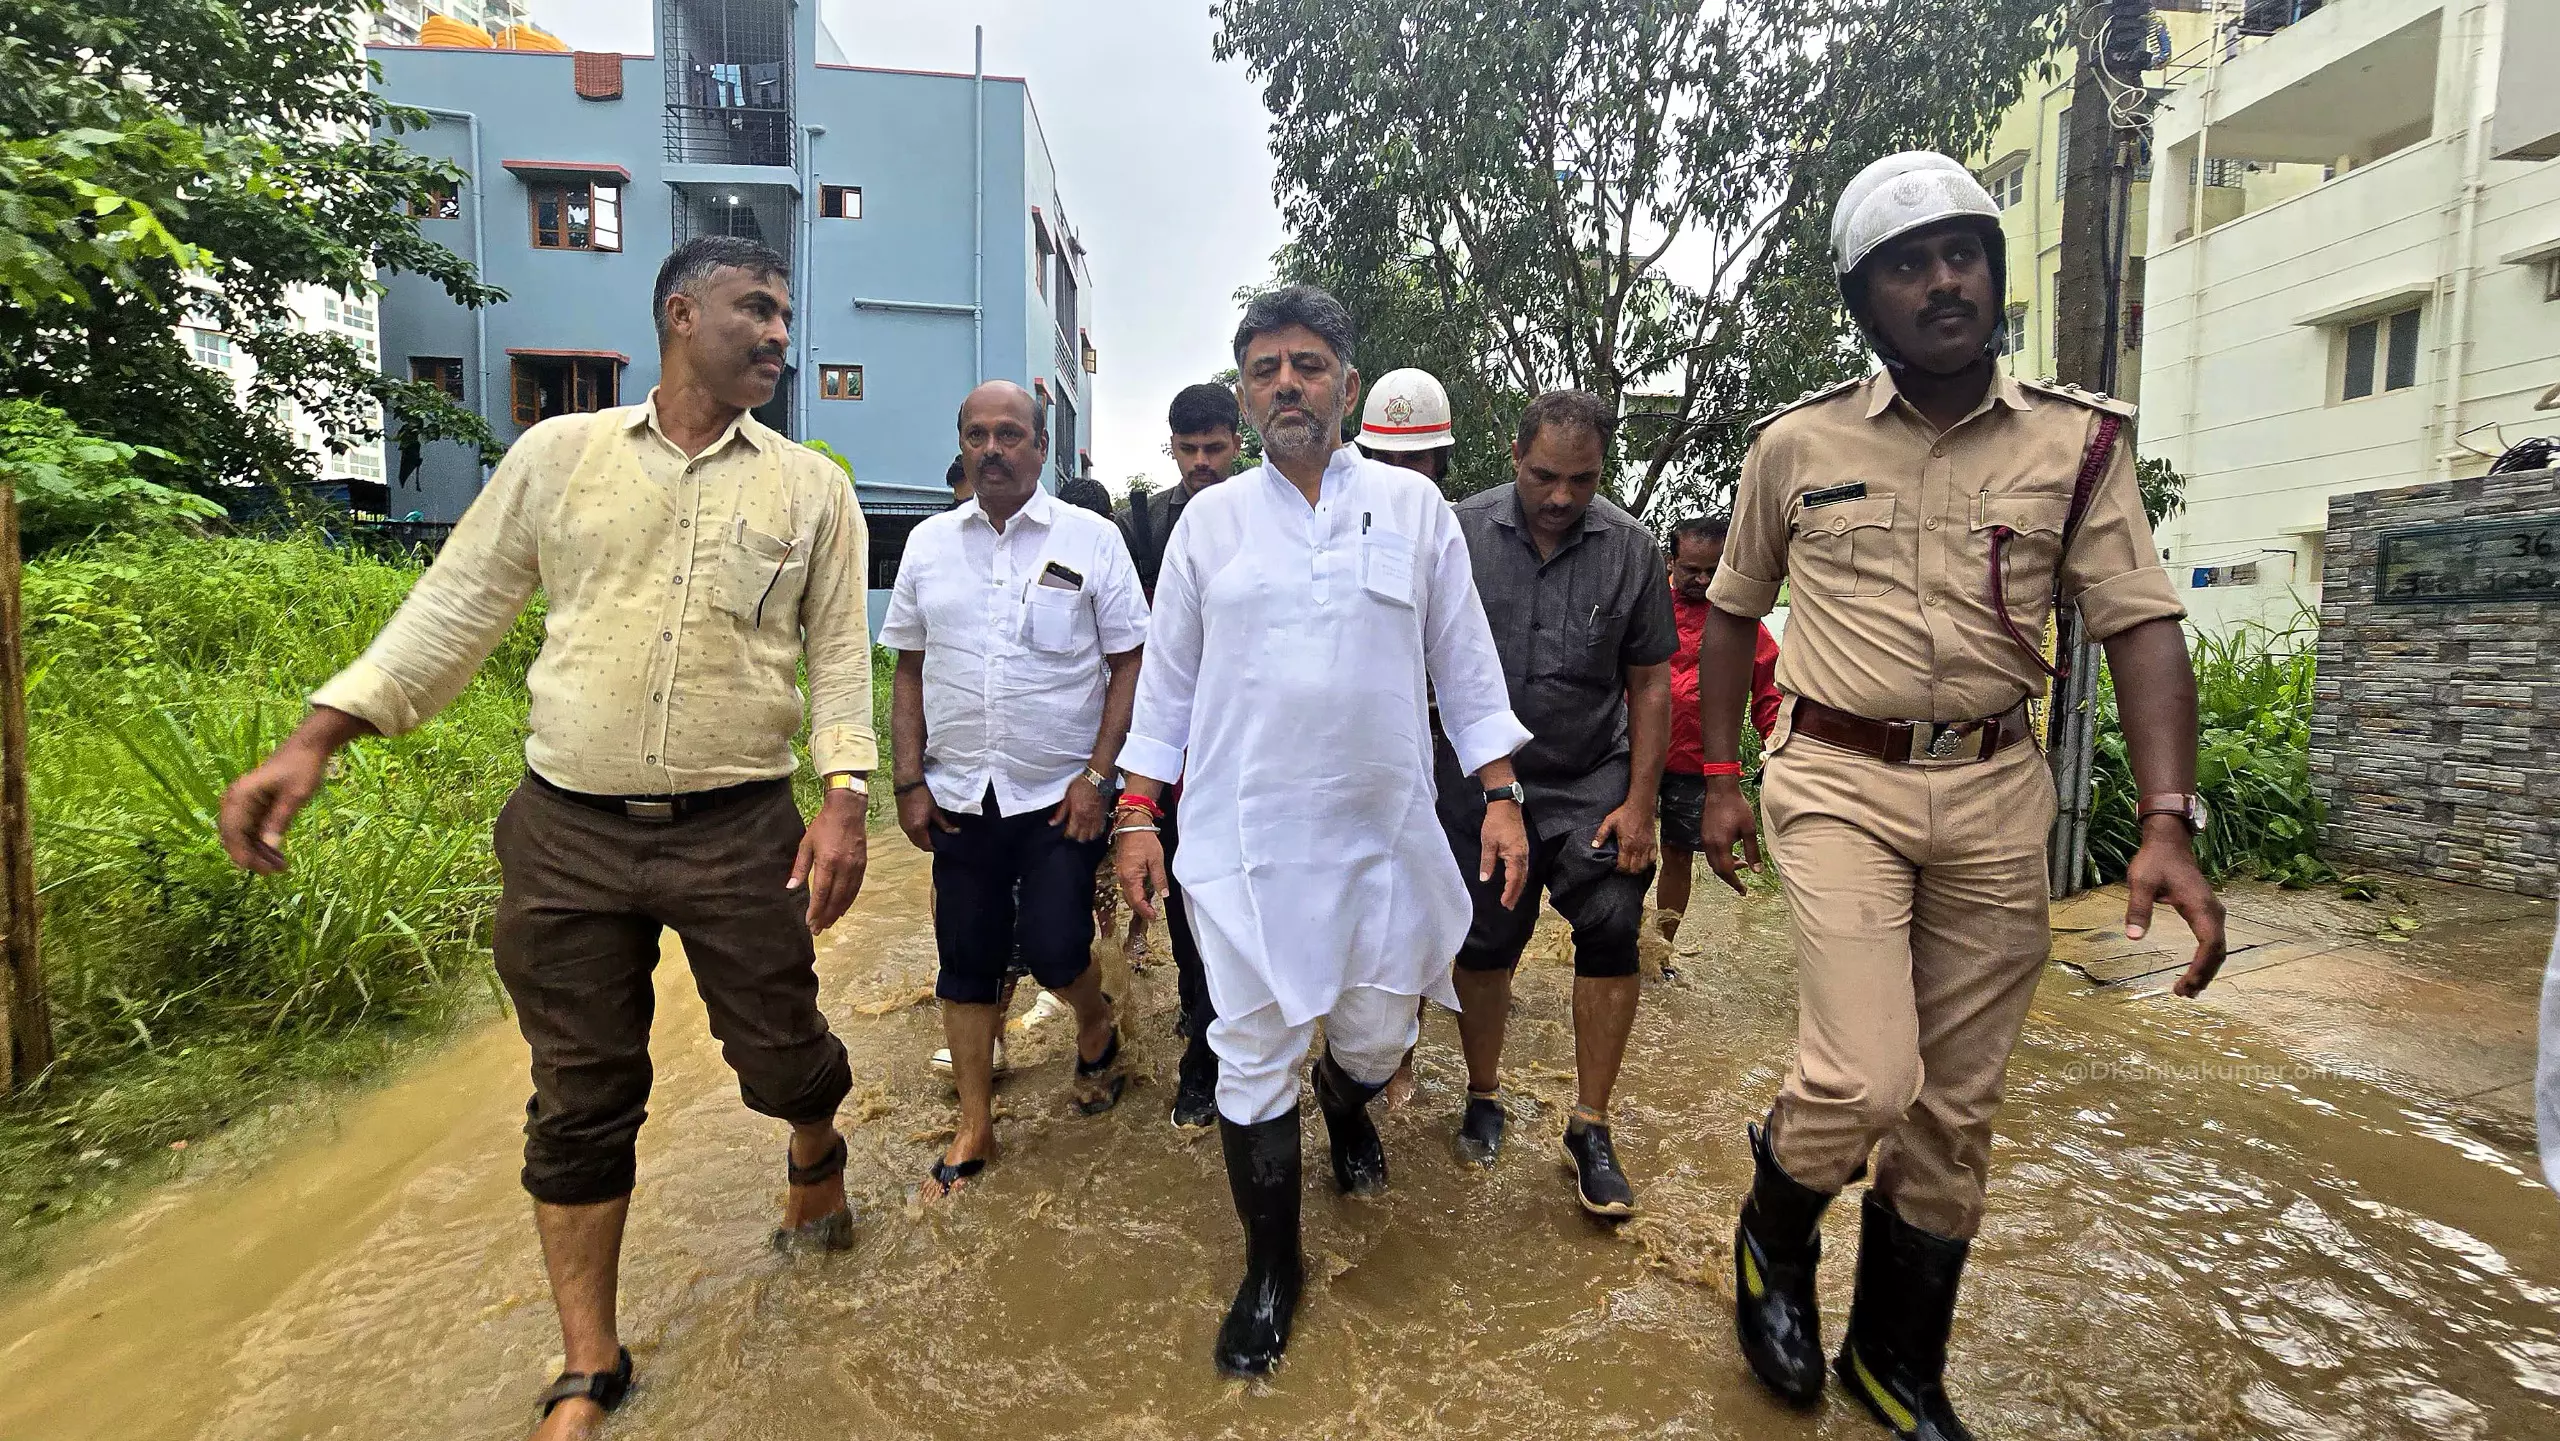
[{"x1": 1, "y1": 479, "x2": 53, "y2": 1093}]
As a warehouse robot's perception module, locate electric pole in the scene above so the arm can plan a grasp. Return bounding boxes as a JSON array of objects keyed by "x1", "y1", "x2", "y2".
[{"x1": 2046, "y1": 0, "x2": 2153, "y2": 897}]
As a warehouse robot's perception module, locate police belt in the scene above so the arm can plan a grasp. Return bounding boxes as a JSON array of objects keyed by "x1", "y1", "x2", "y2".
[{"x1": 1787, "y1": 697, "x2": 2035, "y2": 765}]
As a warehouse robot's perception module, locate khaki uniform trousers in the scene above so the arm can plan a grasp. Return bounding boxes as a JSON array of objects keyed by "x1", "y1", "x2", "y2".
[{"x1": 1759, "y1": 726, "x2": 2055, "y2": 1241}]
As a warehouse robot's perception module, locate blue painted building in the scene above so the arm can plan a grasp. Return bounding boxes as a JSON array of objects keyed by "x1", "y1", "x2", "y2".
[{"x1": 368, "y1": 0, "x2": 1096, "y2": 616}]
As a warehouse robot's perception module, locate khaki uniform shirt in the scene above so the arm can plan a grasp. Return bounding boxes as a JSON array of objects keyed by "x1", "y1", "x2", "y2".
[
  {"x1": 1707, "y1": 367, "x2": 2182, "y2": 723},
  {"x1": 312, "y1": 394, "x2": 876, "y2": 795}
]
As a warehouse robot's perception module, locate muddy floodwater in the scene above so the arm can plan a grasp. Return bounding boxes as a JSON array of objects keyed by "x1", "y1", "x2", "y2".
[{"x1": 4, "y1": 844, "x2": 2557, "y2": 1439}]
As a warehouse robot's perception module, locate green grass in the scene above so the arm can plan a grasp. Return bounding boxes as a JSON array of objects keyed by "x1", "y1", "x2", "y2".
[
  {"x1": 2, "y1": 532, "x2": 900, "y2": 1274},
  {"x1": 2086, "y1": 616, "x2": 2328, "y2": 888}
]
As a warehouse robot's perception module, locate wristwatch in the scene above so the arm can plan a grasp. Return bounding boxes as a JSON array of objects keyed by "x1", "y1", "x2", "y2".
[
  {"x1": 1482, "y1": 781, "x2": 1526, "y2": 807},
  {"x1": 826, "y1": 772, "x2": 869, "y2": 797},
  {"x1": 2138, "y1": 793, "x2": 2210, "y2": 835}
]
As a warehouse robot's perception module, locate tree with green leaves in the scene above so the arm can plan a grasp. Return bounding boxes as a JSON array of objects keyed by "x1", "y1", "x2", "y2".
[
  {"x1": 0, "y1": 1, "x2": 502, "y2": 497},
  {"x1": 1216, "y1": 0, "x2": 2069, "y2": 520}
]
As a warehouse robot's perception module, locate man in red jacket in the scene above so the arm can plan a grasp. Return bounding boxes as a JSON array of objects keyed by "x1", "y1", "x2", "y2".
[{"x1": 1659, "y1": 513, "x2": 1780, "y2": 947}]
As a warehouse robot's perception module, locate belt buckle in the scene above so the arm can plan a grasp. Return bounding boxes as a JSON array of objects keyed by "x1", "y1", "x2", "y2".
[
  {"x1": 623, "y1": 799, "x2": 678, "y2": 823},
  {"x1": 1917, "y1": 722, "x2": 1982, "y2": 762}
]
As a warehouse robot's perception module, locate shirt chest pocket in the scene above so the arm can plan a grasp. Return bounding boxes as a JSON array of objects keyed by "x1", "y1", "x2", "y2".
[
  {"x1": 1970, "y1": 491, "x2": 2071, "y2": 622},
  {"x1": 1791, "y1": 494, "x2": 1897, "y2": 598},
  {"x1": 1564, "y1": 603, "x2": 1627, "y2": 682},
  {"x1": 1022, "y1": 583, "x2": 1096, "y2": 654},
  {"x1": 711, "y1": 523, "x2": 808, "y2": 630},
  {"x1": 1358, "y1": 530, "x2": 1417, "y2": 608}
]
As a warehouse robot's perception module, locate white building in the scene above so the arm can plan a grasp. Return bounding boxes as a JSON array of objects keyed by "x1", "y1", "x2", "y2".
[
  {"x1": 181, "y1": 286, "x2": 387, "y2": 487},
  {"x1": 372, "y1": 0, "x2": 534, "y2": 46},
  {"x1": 2138, "y1": 0, "x2": 2560, "y2": 633}
]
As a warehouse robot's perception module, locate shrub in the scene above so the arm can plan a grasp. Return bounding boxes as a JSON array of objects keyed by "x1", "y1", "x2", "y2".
[
  {"x1": 2086, "y1": 616, "x2": 2328, "y2": 888},
  {"x1": 0, "y1": 399, "x2": 225, "y2": 554}
]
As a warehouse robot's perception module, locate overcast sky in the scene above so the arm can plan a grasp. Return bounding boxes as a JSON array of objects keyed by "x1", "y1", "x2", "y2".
[{"x1": 526, "y1": 0, "x2": 1287, "y2": 491}]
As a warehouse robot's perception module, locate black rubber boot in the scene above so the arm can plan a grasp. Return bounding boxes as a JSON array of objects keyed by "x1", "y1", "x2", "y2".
[
  {"x1": 1833, "y1": 1191, "x2": 1976, "y2": 1441},
  {"x1": 1455, "y1": 1090, "x2": 1506, "y2": 1167},
  {"x1": 1733, "y1": 1119, "x2": 1835, "y2": 1406},
  {"x1": 1171, "y1": 1032, "x2": 1218, "y2": 1130},
  {"x1": 1312, "y1": 1048, "x2": 1389, "y2": 1196},
  {"x1": 1214, "y1": 1108, "x2": 1304, "y2": 1378}
]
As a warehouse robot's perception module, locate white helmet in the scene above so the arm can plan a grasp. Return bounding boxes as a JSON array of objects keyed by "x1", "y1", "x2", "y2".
[
  {"x1": 1830, "y1": 151, "x2": 2003, "y2": 277},
  {"x1": 1830, "y1": 150, "x2": 2009, "y2": 365},
  {"x1": 1359, "y1": 368, "x2": 1455, "y2": 453}
]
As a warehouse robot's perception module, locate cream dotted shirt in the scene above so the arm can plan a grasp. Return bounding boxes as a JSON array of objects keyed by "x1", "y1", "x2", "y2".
[{"x1": 311, "y1": 394, "x2": 876, "y2": 795}]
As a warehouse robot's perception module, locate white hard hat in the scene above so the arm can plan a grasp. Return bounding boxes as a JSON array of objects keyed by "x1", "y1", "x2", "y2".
[
  {"x1": 1830, "y1": 151, "x2": 2003, "y2": 278},
  {"x1": 1359, "y1": 368, "x2": 1455, "y2": 453}
]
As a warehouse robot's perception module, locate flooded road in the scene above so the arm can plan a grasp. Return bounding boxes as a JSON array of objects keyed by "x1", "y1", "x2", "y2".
[{"x1": 4, "y1": 843, "x2": 2557, "y2": 1440}]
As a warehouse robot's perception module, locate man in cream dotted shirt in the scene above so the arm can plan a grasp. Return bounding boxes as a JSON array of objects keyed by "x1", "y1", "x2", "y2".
[{"x1": 219, "y1": 237, "x2": 873, "y2": 1441}]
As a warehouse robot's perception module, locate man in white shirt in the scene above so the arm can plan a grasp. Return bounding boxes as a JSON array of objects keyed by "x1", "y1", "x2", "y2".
[
  {"x1": 881, "y1": 381, "x2": 1150, "y2": 1199},
  {"x1": 1113, "y1": 285, "x2": 1532, "y2": 1377}
]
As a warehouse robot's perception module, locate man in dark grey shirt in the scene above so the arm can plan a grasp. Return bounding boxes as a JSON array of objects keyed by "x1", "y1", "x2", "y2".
[{"x1": 1434, "y1": 390, "x2": 1676, "y2": 1218}]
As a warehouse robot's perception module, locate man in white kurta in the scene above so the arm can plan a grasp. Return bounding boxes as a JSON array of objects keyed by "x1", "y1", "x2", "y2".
[{"x1": 1114, "y1": 284, "x2": 1530, "y2": 1379}]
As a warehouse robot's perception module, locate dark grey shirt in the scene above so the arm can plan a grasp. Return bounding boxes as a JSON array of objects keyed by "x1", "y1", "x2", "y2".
[
  {"x1": 1438, "y1": 486, "x2": 1677, "y2": 840},
  {"x1": 1114, "y1": 483, "x2": 1201, "y2": 599}
]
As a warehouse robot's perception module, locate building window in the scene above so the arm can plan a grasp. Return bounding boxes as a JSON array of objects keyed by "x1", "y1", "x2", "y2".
[
  {"x1": 1985, "y1": 165, "x2": 2023, "y2": 211},
  {"x1": 510, "y1": 355, "x2": 619, "y2": 425},
  {"x1": 2055, "y1": 109, "x2": 2071, "y2": 198},
  {"x1": 189, "y1": 327, "x2": 234, "y2": 372},
  {"x1": 2545, "y1": 259, "x2": 2560, "y2": 303},
  {"x1": 530, "y1": 181, "x2": 622, "y2": 252},
  {"x1": 2001, "y1": 303, "x2": 2028, "y2": 356},
  {"x1": 818, "y1": 364, "x2": 864, "y2": 401},
  {"x1": 409, "y1": 182, "x2": 460, "y2": 220},
  {"x1": 2201, "y1": 157, "x2": 2246, "y2": 189},
  {"x1": 1052, "y1": 386, "x2": 1077, "y2": 482},
  {"x1": 820, "y1": 185, "x2": 862, "y2": 219},
  {"x1": 1034, "y1": 218, "x2": 1053, "y2": 298},
  {"x1": 2339, "y1": 307, "x2": 2421, "y2": 402},
  {"x1": 412, "y1": 356, "x2": 465, "y2": 401},
  {"x1": 322, "y1": 294, "x2": 375, "y2": 335}
]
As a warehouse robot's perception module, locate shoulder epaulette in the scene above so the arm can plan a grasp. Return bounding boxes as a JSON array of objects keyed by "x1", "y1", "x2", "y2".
[
  {"x1": 2021, "y1": 375, "x2": 2137, "y2": 421},
  {"x1": 1747, "y1": 376, "x2": 1865, "y2": 435}
]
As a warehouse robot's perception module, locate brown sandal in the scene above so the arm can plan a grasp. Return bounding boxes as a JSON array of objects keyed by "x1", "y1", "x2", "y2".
[
  {"x1": 1071, "y1": 1031, "x2": 1126, "y2": 1115},
  {"x1": 770, "y1": 1133, "x2": 855, "y2": 1252}
]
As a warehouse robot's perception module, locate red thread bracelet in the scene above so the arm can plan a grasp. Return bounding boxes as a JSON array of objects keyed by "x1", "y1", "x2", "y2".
[
  {"x1": 1697, "y1": 762, "x2": 1744, "y2": 778},
  {"x1": 1115, "y1": 794, "x2": 1163, "y2": 819}
]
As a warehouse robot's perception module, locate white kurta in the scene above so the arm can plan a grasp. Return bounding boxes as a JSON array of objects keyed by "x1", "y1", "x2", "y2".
[{"x1": 1120, "y1": 449, "x2": 1532, "y2": 1028}]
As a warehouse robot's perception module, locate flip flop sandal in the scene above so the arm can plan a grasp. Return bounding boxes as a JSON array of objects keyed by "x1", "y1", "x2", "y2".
[
  {"x1": 925, "y1": 1154, "x2": 987, "y2": 1197},
  {"x1": 770, "y1": 1134, "x2": 855, "y2": 1252},
  {"x1": 535, "y1": 1345, "x2": 632, "y2": 1421},
  {"x1": 1071, "y1": 1031, "x2": 1127, "y2": 1116}
]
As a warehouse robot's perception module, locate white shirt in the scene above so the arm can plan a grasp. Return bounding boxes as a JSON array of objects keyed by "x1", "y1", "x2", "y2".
[
  {"x1": 1122, "y1": 449, "x2": 1531, "y2": 1026},
  {"x1": 879, "y1": 487, "x2": 1149, "y2": 816}
]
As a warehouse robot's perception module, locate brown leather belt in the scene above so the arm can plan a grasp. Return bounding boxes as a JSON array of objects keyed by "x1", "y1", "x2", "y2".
[{"x1": 1787, "y1": 697, "x2": 2035, "y2": 765}]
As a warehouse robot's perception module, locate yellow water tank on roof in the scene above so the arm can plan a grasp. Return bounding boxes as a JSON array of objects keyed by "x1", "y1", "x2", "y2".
[
  {"x1": 496, "y1": 24, "x2": 569, "y2": 53},
  {"x1": 417, "y1": 16, "x2": 495, "y2": 48}
]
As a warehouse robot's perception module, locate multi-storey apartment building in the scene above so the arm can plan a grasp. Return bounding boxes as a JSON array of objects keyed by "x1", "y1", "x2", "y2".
[{"x1": 368, "y1": 0, "x2": 1098, "y2": 616}]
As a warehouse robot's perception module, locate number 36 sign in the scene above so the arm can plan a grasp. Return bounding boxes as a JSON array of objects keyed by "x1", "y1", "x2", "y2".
[{"x1": 2376, "y1": 515, "x2": 2560, "y2": 603}]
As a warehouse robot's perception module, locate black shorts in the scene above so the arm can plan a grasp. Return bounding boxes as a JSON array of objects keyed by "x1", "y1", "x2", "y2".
[
  {"x1": 1445, "y1": 814, "x2": 1652, "y2": 980},
  {"x1": 930, "y1": 792, "x2": 1109, "y2": 1005},
  {"x1": 1658, "y1": 770, "x2": 1706, "y2": 853}
]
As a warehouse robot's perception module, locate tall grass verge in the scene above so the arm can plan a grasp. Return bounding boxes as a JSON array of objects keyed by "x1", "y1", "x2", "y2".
[
  {"x1": 1, "y1": 533, "x2": 538, "y2": 1271},
  {"x1": 2086, "y1": 616, "x2": 2328, "y2": 888}
]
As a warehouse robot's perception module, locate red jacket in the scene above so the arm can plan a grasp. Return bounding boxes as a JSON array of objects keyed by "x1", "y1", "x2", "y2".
[{"x1": 1668, "y1": 588, "x2": 1780, "y2": 773}]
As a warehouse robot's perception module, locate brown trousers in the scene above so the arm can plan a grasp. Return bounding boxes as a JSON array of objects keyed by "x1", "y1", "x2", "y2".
[
  {"x1": 1759, "y1": 719, "x2": 2055, "y2": 1240},
  {"x1": 492, "y1": 776, "x2": 850, "y2": 1205}
]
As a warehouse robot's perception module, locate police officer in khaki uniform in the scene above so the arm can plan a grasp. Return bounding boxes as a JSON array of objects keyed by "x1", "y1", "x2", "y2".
[{"x1": 1695, "y1": 153, "x2": 2228, "y2": 1440}]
